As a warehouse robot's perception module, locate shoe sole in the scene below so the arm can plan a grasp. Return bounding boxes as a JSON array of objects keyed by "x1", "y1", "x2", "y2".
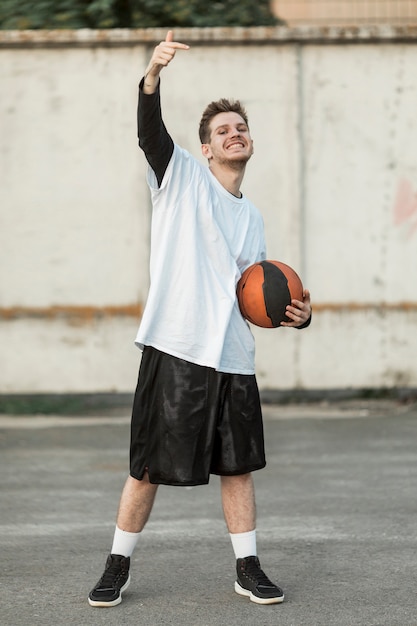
[
  {"x1": 88, "y1": 575, "x2": 131, "y2": 607},
  {"x1": 234, "y1": 581, "x2": 284, "y2": 605}
]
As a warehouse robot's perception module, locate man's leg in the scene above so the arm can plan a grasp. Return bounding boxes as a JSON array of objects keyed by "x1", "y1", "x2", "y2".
[
  {"x1": 221, "y1": 473, "x2": 256, "y2": 534},
  {"x1": 221, "y1": 472, "x2": 284, "y2": 605},
  {"x1": 88, "y1": 473, "x2": 158, "y2": 607},
  {"x1": 116, "y1": 473, "x2": 159, "y2": 533}
]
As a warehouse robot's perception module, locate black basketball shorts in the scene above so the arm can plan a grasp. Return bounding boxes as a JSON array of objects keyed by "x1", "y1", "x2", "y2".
[{"x1": 129, "y1": 346, "x2": 266, "y2": 486}]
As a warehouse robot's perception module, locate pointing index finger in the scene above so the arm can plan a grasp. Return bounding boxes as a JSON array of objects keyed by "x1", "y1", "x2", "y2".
[{"x1": 164, "y1": 29, "x2": 189, "y2": 50}]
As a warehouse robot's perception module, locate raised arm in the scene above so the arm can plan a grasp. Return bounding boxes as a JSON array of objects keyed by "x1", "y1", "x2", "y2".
[{"x1": 138, "y1": 31, "x2": 189, "y2": 186}]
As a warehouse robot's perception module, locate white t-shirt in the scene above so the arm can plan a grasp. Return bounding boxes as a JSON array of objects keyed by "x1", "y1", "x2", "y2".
[{"x1": 135, "y1": 144, "x2": 266, "y2": 375}]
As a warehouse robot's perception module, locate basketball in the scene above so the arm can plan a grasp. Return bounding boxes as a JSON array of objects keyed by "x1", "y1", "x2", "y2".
[{"x1": 237, "y1": 260, "x2": 304, "y2": 328}]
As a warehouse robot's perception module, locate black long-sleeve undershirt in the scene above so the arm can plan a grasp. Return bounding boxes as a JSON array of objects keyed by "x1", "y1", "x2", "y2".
[{"x1": 137, "y1": 78, "x2": 174, "y2": 188}]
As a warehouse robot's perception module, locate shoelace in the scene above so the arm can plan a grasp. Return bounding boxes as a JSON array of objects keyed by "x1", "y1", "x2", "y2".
[
  {"x1": 99, "y1": 560, "x2": 126, "y2": 588},
  {"x1": 242, "y1": 559, "x2": 275, "y2": 587}
]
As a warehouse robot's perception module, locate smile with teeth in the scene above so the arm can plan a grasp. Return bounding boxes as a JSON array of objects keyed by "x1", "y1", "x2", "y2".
[{"x1": 226, "y1": 140, "x2": 245, "y2": 149}]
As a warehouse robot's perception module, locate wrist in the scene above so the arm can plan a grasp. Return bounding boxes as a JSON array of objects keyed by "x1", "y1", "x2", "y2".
[
  {"x1": 143, "y1": 73, "x2": 159, "y2": 94},
  {"x1": 143, "y1": 64, "x2": 160, "y2": 92}
]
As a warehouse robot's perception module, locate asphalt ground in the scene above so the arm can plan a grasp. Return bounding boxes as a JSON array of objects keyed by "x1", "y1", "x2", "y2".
[{"x1": 1, "y1": 399, "x2": 416, "y2": 626}]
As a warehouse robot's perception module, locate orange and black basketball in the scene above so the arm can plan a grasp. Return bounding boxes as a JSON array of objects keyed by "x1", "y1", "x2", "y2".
[{"x1": 237, "y1": 260, "x2": 304, "y2": 328}]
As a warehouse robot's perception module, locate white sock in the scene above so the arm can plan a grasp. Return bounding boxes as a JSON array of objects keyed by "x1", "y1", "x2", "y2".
[
  {"x1": 111, "y1": 525, "x2": 140, "y2": 558},
  {"x1": 229, "y1": 529, "x2": 257, "y2": 559}
]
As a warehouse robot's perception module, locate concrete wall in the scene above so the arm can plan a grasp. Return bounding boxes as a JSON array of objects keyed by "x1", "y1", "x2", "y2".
[{"x1": 1, "y1": 26, "x2": 417, "y2": 394}]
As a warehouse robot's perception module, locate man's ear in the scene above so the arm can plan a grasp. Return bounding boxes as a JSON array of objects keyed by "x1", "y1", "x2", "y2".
[{"x1": 201, "y1": 143, "x2": 212, "y2": 160}]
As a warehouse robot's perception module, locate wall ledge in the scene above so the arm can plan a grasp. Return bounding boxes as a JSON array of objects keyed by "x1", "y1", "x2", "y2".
[{"x1": 1, "y1": 25, "x2": 417, "y2": 48}]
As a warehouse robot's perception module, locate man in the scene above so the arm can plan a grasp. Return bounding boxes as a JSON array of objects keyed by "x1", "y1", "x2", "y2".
[{"x1": 88, "y1": 31, "x2": 311, "y2": 608}]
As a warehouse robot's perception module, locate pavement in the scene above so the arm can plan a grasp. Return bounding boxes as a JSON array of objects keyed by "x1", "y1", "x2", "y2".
[{"x1": 1, "y1": 399, "x2": 416, "y2": 626}]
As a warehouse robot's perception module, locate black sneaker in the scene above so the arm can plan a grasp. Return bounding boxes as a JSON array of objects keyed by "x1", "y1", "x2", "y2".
[
  {"x1": 88, "y1": 554, "x2": 131, "y2": 607},
  {"x1": 235, "y1": 556, "x2": 284, "y2": 605}
]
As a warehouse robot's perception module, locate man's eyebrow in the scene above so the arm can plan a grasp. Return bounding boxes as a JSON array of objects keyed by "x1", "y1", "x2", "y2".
[{"x1": 214, "y1": 122, "x2": 248, "y2": 131}]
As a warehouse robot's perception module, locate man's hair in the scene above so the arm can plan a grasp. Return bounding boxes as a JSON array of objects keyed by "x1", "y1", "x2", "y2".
[{"x1": 199, "y1": 98, "x2": 249, "y2": 144}]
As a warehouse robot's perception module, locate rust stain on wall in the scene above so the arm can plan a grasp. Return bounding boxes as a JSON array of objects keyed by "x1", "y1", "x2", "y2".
[
  {"x1": 0, "y1": 301, "x2": 416, "y2": 322},
  {"x1": 312, "y1": 301, "x2": 417, "y2": 313},
  {"x1": 0, "y1": 304, "x2": 144, "y2": 322}
]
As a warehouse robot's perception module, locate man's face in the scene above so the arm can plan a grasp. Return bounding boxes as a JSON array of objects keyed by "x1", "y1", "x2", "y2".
[{"x1": 201, "y1": 112, "x2": 254, "y2": 167}]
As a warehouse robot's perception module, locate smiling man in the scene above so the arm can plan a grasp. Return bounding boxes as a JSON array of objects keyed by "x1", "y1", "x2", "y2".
[{"x1": 88, "y1": 31, "x2": 311, "y2": 609}]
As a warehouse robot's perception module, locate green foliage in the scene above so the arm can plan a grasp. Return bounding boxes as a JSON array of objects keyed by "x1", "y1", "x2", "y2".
[
  {"x1": 0, "y1": 0, "x2": 281, "y2": 30},
  {"x1": 129, "y1": 0, "x2": 280, "y2": 28},
  {"x1": 0, "y1": 0, "x2": 87, "y2": 29}
]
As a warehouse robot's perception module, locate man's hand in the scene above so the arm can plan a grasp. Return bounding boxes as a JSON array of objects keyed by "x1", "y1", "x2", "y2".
[
  {"x1": 143, "y1": 31, "x2": 189, "y2": 94},
  {"x1": 280, "y1": 289, "x2": 312, "y2": 328}
]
